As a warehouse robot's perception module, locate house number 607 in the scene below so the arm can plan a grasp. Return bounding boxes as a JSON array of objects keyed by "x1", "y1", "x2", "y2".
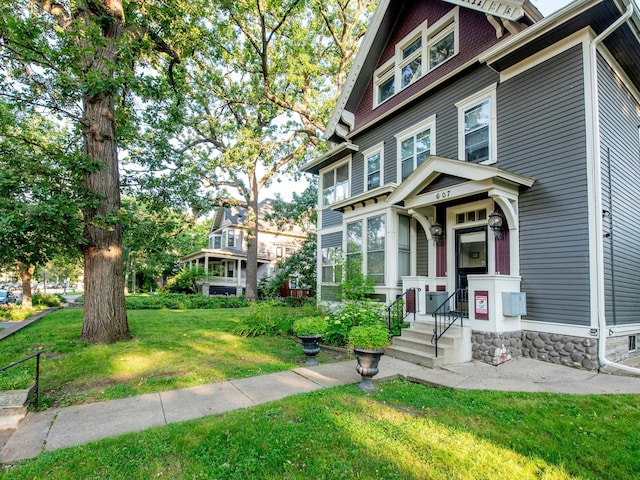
[{"x1": 436, "y1": 190, "x2": 450, "y2": 200}]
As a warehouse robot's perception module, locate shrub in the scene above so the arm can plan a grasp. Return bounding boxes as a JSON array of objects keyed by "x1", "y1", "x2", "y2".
[
  {"x1": 234, "y1": 302, "x2": 322, "y2": 337},
  {"x1": 292, "y1": 316, "x2": 328, "y2": 336},
  {"x1": 348, "y1": 324, "x2": 390, "y2": 350},
  {"x1": 32, "y1": 293, "x2": 62, "y2": 307},
  {"x1": 163, "y1": 268, "x2": 205, "y2": 294},
  {"x1": 125, "y1": 294, "x2": 248, "y2": 310},
  {"x1": 323, "y1": 300, "x2": 386, "y2": 347}
]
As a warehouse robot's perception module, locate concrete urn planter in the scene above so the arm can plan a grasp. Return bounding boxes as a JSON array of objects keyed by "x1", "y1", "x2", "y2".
[
  {"x1": 354, "y1": 347, "x2": 385, "y2": 392},
  {"x1": 299, "y1": 334, "x2": 323, "y2": 366}
]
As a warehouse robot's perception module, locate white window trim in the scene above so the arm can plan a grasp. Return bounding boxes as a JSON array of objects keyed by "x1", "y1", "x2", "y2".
[
  {"x1": 374, "y1": 58, "x2": 396, "y2": 108},
  {"x1": 319, "y1": 156, "x2": 351, "y2": 207},
  {"x1": 362, "y1": 142, "x2": 385, "y2": 191},
  {"x1": 395, "y1": 114, "x2": 437, "y2": 184},
  {"x1": 396, "y1": 23, "x2": 427, "y2": 91},
  {"x1": 373, "y1": 8, "x2": 459, "y2": 108},
  {"x1": 426, "y1": 7, "x2": 459, "y2": 71},
  {"x1": 320, "y1": 246, "x2": 342, "y2": 284},
  {"x1": 456, "y1": 83, "x2": 497, "y2": 165}
]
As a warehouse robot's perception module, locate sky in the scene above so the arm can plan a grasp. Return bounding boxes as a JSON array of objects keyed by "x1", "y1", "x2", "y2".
[{"x1": 532, "y1": 0, "x2": 573, "y2": 16}]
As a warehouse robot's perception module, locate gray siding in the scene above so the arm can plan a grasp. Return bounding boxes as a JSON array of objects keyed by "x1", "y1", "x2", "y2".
[
  {"x1": 351, "y1": 65, "x2": 500, "y2": 186},
  {"x1": 499, "y1": 45, "x2": 590, "y2": 326},
  {"x1": 420, "y1": 175, "x2": 466, "y2": 194},
  {"x1": 351, "y1": 155, "x2": 364, "y2": 196},
  {"x1": 599, "y1": 55, "x2": 640, "y2": 326},
  {"x1": 321, "y1": 209, "x2": 343, "y2": 229},
  {"x1": 320, "y1": 231, "x2": 343, "y2": 249}
]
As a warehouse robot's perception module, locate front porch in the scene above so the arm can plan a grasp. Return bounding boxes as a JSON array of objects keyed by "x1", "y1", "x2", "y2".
[{"x1": 387, "y1": 274, "x2": 526, "y2": 367}]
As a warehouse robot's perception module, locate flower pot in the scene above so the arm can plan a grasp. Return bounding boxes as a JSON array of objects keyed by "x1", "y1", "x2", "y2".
[
  {"x1": 299, "y1": 334, "x2": 323, "y2": 366},
  {"x1": 353, "y1": 347, "x2": 385, "y2": 392}
]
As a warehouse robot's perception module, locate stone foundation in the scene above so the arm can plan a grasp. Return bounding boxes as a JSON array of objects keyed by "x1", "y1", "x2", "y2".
[
  {"x1": 522, "y1": 331, "x2": 598, "y2": 370},
  {"x1": 471, "y1": 331, "x2": 522, "y2": 365}
]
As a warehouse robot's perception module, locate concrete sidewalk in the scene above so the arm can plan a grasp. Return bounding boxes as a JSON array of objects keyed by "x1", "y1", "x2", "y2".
[{"x1": 2, "y1": 356, "x2": 640, "y2": 464}]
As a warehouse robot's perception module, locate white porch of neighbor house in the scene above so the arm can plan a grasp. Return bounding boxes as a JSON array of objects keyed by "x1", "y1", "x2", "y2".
[
  {"x1": 385, "y1": 156, "x2": 535, "y2": 367},
  {"x1": 180, "y1": 249, "x2": 272, "y2": 296}
]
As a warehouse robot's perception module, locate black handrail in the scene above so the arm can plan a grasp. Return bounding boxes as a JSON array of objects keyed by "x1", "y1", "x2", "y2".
[
  {"x1": 431, "y1": 288, "x2": 469, "y2": 357},
  {"x1": 387, "y1": 288, "x2": 421, "y2": 335},
  {"x1": 0, "y1": 352, "x2": 42, "y2": 411}
]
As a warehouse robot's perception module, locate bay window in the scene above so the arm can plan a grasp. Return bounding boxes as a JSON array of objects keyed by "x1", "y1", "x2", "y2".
[
  {"x1": 322, "y1": 162, "x2": 349, "y2": 206},
  {"x1": 367, "y1": 215, "x2": 386, "y2": 284}
]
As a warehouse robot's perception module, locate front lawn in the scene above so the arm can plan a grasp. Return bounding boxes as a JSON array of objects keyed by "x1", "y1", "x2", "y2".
[
  {"x1": 0, "y1": 306, "x2": 340, "y2": 408},
  {"x1": 2, "y1": 380, "x2": 639, "y2": 479}
]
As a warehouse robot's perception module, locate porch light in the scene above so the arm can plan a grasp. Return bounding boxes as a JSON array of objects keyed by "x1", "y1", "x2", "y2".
[
  {"x1": 488, "y1": 210, "x2": 503, "y2": 239},
  {"x1": 430, "y1": 222, "x2": 444, "y2": 243}
]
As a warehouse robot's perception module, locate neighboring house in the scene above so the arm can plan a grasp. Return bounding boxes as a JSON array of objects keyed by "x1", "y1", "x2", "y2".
[
  {"x1": 179, "y1": 199, "x2": 310, "y2": 297},
  {"x1": 303, "y1": 0, "x2": 640, "y2": 370}
]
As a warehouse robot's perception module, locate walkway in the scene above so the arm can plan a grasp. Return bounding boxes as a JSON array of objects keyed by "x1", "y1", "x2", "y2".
[{"x1": 3, "y1": 356, "x2": 640, "y2": 464}]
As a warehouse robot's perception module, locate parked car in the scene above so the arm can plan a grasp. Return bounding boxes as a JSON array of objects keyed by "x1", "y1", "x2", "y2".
[{"x1": 0, "y1": 290, "x2": 17, "y2": 305}]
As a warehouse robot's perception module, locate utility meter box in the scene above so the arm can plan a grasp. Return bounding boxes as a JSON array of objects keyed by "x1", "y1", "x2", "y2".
[
  {"x1": 425, "y1": 291, "x2": 449, "y2": 314},
  {"x1": 502, "y1": 292, "x2": 527, "y2": 316}
]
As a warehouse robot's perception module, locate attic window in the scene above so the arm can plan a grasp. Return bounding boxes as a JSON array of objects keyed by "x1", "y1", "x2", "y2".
[{"x1": 373, "y1": 8, "x2": 459, "y2": 108}]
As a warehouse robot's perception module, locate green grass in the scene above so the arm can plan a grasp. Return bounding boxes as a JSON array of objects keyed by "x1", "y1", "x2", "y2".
[
  {"x1": 0, "y1": 308, "x2": 342, "y2": 407},
  {"x1": 2, "y1": 380, "x2": 639, "y2": 479}
]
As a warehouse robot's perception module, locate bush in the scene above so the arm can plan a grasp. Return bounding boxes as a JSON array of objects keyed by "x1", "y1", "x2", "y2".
[
  {"x1": 292, "y1": 316, "x2": 328, "y2": 336},
  {"x1": 32, "y1": 293, "x2": 62, "y2": 307},
  {"x1": 234, "y1": 301, "x2": 322, "y2": 337},
  {"x1": 323, "y1": 300, "x2": 386, "y2": 347},
  {"x1": 348, "y1": 324, "x2": 390, "y2": 350},
  {"x1": 125, "y1": 294, "x2": 249, "y2": 310},
  {"x1": 163, "y1": 268, "x2": 205, "y2": 294}
]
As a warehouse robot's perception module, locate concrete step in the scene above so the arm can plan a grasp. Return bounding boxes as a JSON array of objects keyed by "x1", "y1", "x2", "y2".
[
  {"x1": 385, "y1": 345, "x2": 444, "y2": 368},
  {"x1": 387, "y1": 321, "x2": 473, "y2": 367}
]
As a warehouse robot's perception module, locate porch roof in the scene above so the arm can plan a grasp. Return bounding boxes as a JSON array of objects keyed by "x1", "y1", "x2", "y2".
[
  {"x1": 385, "y1": 156, "x2": 535, "y2": 207},
  {"x1": 179, "y1": 248, "x2": 272, "y2": 264}
]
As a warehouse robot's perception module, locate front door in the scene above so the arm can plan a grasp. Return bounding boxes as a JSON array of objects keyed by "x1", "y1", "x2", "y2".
[{"x1": 456, "y1": 227, "x2": 488, "y2": 290}]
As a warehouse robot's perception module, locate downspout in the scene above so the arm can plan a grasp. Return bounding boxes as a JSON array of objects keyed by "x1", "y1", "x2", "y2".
[{"x1": 590, "y1": 2, "x2": 638, "y2": 374}]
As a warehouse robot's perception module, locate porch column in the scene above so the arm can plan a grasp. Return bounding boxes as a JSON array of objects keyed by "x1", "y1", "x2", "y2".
[
  {"x1": 236, "y1": 259, "x2": 242, "y2": 286},
  {"x1": 204, "y1": 256, "x2": 209, "y2": 275},
  {"x1": 490, "y1": 195, "x2": 520, "y2": 277}
]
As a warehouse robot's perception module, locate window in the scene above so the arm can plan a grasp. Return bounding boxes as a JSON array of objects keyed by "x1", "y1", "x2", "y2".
[
  {"x1": 630, "y1": 335, "x2": 637, "y2": 352},
  {"x1": 276, "y1": 246, "x2": 284, "y2": 258},
  {"x1": 373, "y1": 8, "x2": 458, "y2": 107},
  {"x1": 363, "y1": 143, "x2": 384, "y2": 191},
  {"x1": 398, "y1": 215, "x2": 411, "y2": 284},
  {"x1": 321, "y1": 246, "x2": 342, "y2": 283},
  {"x1": 400, "y1": 36, "x2": 422, "y2": 89},
  {"x1": 456, "y1": 208, "x2": 487, "y2": 225},
  {"x1": 367, "y1": 215, "x2": 386, "y2": 284},
  {"x1": 209, "y1": 235, "x2": 222, "y2": 249},
  {"x1": 428, "y1": 19, "x2": 455, "y2": 69},
  {"x1": 226, "y1": 230, "x2": 235, "y2": 247},
  {"x1": 456, "y1": 84, "x2": 497, "y2": 164},
  {"x1": 396, "y1": 115, "x2": 436, "y2": 182},
  {"x1": 375, "y1": 60, "x2": 395, "y2": 105},
  {"x1": 346, "y1": 221, "x2": 363, "y2": 278},
  {"x1": 322, "y1": 162, "x2": 349, "y2": 206}
]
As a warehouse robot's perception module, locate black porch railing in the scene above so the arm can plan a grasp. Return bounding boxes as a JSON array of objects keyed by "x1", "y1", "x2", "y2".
[
  {"x1": 0, "y1": 352, "x2": 43, "y2": 411},
  {"x1": 431, "y1": 288, "x2": 469, "y2": 357},
  {"x1": 387, "y1": 288, "x2": 421, "y2": 336}
]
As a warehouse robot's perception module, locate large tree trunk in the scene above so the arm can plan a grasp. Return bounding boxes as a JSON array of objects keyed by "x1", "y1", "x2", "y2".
[
  {"x1": 78, "y1": 4, "x2": 130, "y2": 343},
  {"x1": 17, "y1": 262, "x2": 34, "y2": 309},
  {"x1": 245, "y1": 196, "x2": 260, "y2": 302}
]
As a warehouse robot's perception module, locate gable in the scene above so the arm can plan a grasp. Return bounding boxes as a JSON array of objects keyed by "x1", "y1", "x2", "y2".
[
  {"x1": 418, "y1": 174, "x2": 467, "y2": 195},
  {"x1": 327, "y1": 0, "x2": 541, "y2": 141}
]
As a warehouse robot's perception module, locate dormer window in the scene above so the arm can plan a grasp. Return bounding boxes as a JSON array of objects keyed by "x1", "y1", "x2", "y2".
[
  {"x1": 400, "y1": 36, "x2": 422, "y2": 88},
  {"x1": 373, "y1": 8, "x2": 459, "y2": 108}
]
